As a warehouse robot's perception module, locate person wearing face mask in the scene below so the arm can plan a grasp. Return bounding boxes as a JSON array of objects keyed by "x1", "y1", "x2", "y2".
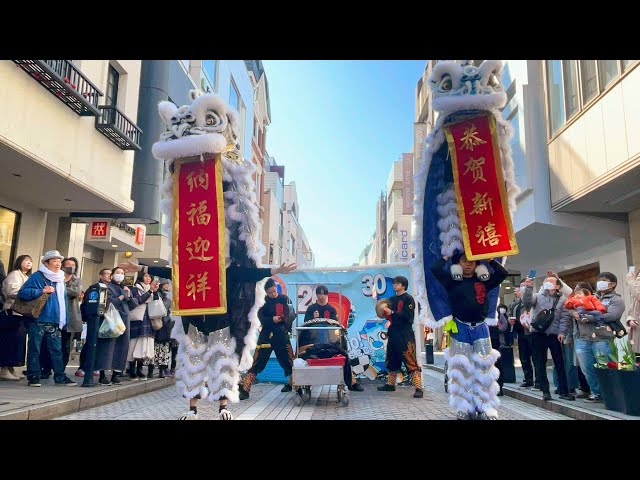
[
  {"x1": 93, "y1": 267, "x2": 135, "y2": 385},
  {"x1": 573, "y1": 272, "x2": 626, "y2": 402},
  {"x1": 537, "y1": 272, "x2": 573, "y2": 297},
  {"x1": 128, "y1": 271, "x2": 158, "y2": 381},
  {"x1": 77, "y1": 268, "x2": 112, "y2": 378},
  {"x1": 522, "y1": 275, "x2": 573, "y2": 401}
]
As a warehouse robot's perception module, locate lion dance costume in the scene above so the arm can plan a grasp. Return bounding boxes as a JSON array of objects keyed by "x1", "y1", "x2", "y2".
[
  {"x1": 411, "y1": 60, "x2": 519, "y2": 420},
  {"x1": 149, "y1": 90, "x2": 268, "y2": 420}
]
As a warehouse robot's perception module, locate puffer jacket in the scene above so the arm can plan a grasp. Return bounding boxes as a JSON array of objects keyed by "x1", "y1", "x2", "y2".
[
  {"x1": 523, "y1": 285, "x2": 568, "y2": 336},
  {"x1": 575, "y1": 291, "x2": 625, "y2": 342},
  {"x1": 17, "y1": 271, "x2": 68, "y2": 326}
]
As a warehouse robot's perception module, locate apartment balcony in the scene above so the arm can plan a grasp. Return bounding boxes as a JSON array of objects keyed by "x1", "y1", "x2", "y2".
[
  {"x1": 13, "y1": 60, "x2": 102, "y2": 116},
  {"x1": 95, "y1": 106, "x2": 142, "y2": 151}
]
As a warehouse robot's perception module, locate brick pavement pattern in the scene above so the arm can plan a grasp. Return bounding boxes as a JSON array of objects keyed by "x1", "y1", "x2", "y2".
[{"x1": 57, "y1": 369, "x2": 571, "y2": 420}]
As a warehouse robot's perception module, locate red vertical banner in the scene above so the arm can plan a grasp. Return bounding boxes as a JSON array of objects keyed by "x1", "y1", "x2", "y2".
[
  {"x1": 172, "y1": 154, "x2": 227, "y2": 315},
  {"x1": 444, "y1": 113, "x2": 518, "y2": 260}
]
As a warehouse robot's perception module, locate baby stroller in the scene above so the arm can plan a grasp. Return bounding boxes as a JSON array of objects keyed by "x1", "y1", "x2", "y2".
[{"x1": 292, "y1": 320, "x2": 350, "y2": 407}]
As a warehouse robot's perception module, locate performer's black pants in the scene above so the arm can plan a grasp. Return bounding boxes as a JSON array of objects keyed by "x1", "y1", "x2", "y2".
[
  {"x1": 248, "y1": 341, "x2": 294, "y2": 377},
  {"x1": 386, "y1": 325, "x2": 421, "y2": 373}
]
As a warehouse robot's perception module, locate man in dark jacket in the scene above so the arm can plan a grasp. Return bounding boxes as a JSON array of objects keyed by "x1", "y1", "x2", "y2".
[
  {"x1": 238, "y1": 278, "x2": 294, "y2": 399},
  {"x1": 509, "y1": 280, "x2": 536, "y2": 388}
]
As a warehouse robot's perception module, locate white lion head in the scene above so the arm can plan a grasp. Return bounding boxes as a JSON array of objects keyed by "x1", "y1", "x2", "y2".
[
  {"x1": 152, "y1": 90, "x2": 241, "y2": 162},
  {"x1": 428, "y1": 60, "x2": 507, "y2": 114}
]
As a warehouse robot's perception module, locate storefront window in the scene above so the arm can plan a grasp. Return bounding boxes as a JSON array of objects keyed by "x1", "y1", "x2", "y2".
[{"x1": 0, "y1": 205, "x2": 20, "y2": 271}]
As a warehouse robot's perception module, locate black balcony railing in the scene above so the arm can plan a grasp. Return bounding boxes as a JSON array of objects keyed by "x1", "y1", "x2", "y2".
[
  {"x1": 13, "y1": 60, "x2": 103, "y2": 116},
  {"x1": 95, "y1": 106, "x2": 142, "y2": 151}
]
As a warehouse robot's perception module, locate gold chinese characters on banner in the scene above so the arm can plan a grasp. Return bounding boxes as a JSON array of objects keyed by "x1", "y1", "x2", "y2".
[
  {"x1": 172, "y1": 154, "x2": 227, "y2": 315},
  {"x1": 445, "y1": 113, "x2": 518, "y2": 260}
]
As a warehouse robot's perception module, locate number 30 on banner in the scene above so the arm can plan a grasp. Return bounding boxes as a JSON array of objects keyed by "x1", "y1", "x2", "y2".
[{"x1": 361, "y1": 273, "x2": 387, "y2": 298}]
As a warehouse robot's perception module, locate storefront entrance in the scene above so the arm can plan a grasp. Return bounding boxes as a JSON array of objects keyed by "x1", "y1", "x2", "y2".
[{"x1": 0, "y1": 205, "x2": 20, "y2": 271}]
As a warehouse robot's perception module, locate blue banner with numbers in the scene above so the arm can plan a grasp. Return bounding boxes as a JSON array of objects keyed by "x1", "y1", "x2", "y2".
[{"x1": 270, "y1": 263, "x2": 411, "y2": 379}]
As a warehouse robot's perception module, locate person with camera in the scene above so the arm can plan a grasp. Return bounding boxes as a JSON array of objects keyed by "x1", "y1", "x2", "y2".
[
  {"x1": 522, "y1": 275, "x2": 574, "y2": 401},
  {"x1": 238, "y1": 278, "x2": 294, "y2": 399}
]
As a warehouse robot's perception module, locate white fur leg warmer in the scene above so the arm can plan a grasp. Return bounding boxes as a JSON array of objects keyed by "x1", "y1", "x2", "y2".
[
  {"x1": 470, "y1": 337, "x2": 501, "y2": 412},
  {"x1": 172, "y1": 321, "x2": 212, "y2": 400},
  {"x1": 445, "y1": 339, "x2": 476, "y2": 414},
  {"x1": 205, "y1": 327, "x2": 241, "y2": 403}
]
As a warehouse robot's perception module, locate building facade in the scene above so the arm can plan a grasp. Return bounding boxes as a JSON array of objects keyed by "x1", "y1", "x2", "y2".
[
  {"x1": 281, "y1": 182, "x2": 314, "y2": 268},
  {"x1": 0, "y1": 60, "x2": 145, "y2": 286},
  {"x1": 261, "y1": 154, "x2": 285, "y2": 265},
  {"x1": 245, "y1": 61, "x2": 271, "y2": 241},
  {"x1": 386, "y1": 154, "x2": 414, "y2": 263},
  {"x1": 501, "y1": 59, "x2": 639, "y2": 301}
]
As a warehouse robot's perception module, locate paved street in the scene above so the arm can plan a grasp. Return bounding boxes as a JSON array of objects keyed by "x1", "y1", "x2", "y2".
[{"x1": 56, "y1": 368, "x2": 571, "y2": 420}]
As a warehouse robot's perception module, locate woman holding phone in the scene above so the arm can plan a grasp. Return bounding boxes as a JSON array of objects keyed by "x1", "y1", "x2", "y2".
[{"x1": 128, "y1": 271, "x2": 158, "y2": 380}]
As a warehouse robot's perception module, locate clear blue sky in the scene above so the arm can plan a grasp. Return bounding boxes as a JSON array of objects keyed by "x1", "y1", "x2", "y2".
[{"x1": 263, "y1": 60, "x2": 427, "y2": 268}]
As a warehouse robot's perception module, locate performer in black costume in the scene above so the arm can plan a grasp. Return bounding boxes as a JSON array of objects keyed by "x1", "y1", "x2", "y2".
[
  {"x1": 376, "y1": 276, "x2": 423, "y2": 398},
  {"x1": 239, "y1": 278, "x2": 295, "y2": 399}
]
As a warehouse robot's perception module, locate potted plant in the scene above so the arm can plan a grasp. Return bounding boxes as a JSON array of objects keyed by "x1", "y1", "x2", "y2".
[{"x1": 595, "y1": 338, "x2": 640, "y2": 416}]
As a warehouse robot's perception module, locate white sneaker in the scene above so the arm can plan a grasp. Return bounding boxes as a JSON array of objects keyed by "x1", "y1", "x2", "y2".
[
  {"x1": 219, "y1": 408, "x2": 233, "y2": 420},
  {"x1": 178, "y1": 411, "x2": 198, "y2": 420}
]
